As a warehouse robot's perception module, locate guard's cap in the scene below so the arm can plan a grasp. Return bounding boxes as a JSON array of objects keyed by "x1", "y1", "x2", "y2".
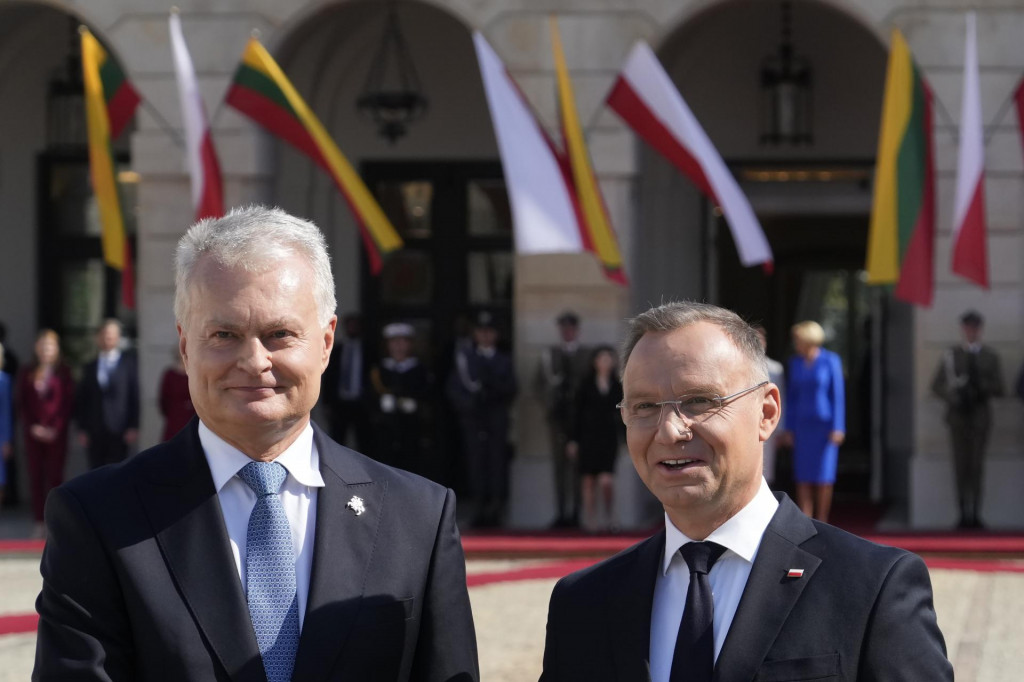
[
  {"x1": 556, "y1": 310, "x2": 580, "y2": 326},
  {"x1": 475, "y1": 311, "x2": 497, "y2": 329},
  {"x1": 960, "y1": 310, "x2": 983, "y2": 327},
  {"x1": 382, "y1": 322, "x2": 415, "y2": 339}
]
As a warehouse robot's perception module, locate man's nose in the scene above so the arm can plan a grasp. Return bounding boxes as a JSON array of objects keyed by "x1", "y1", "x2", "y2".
[
  {"x1": 237, "y1": 337, "x2": 272, "y2": 374},
  {"x1": 653, "y1": 403, "x2": 693, "y2": 442}
]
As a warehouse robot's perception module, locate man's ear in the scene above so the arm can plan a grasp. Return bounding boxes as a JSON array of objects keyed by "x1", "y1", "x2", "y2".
[
  {"x1": 759, "y1": 382, "x2": 782, "y2": 442},
  {"x1": 322, "y1": 315, "x2": 338, "y2": 369},
  {"x1": 177, "y1": 324, "x2": 188, "y2": 370}
]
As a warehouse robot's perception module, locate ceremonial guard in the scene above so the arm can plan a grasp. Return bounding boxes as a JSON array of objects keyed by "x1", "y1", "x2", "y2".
[
  {"x1": 447, "y1": 312, "x2": 517, "y2": 527},
  {"x1": 536, "y1": 311, "x2": 589, "y2": 527},
  {"x1": 931, "y1": 310, "x2": 1004, "y2": 528},
  {"x1": 369, "y1": 322, "x2": 431, "y2": 475}
]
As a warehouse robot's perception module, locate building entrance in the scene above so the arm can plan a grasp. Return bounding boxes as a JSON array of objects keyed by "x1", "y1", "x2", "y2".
[{"x1": 359, "y1": 160, "x2": 512, "y2": 488}]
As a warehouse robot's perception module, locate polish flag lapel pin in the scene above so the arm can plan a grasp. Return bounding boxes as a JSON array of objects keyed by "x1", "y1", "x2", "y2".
[{"x1": 786, "y1": 568, "x2": 805, "y2": 579}]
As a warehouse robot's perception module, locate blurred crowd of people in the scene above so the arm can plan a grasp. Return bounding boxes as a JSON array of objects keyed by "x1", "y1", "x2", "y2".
[
  {"x1": 2, "y1": 307, "x2": 1021, "y2": 534},
  {"x1": 0, "y1": 319, "x2": 144, "y2": 538}
]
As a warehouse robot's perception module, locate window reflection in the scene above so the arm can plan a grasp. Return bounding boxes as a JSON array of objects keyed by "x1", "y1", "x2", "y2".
[
  {"x1": 467, "y1": 180, "x2": 511, "y2": 236},
  {"x1": 376, "y1": 180, "x2": 433, "y2": 238},
  {"x1": 468, "y1": 252, "x2": 513, "y2": 304}
]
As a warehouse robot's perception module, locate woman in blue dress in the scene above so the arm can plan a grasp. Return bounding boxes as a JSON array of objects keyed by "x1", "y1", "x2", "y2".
[{"x1": 781, "y1": 321, "x2": 845, "y2": 522}]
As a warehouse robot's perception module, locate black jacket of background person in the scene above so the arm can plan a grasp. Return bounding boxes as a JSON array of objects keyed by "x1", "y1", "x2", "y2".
[
  {"x1": 34, "y1": 419, "x2": 479, "y2": 681},
  {"x1": 75, "y1": 350, "x2": 139, "y2": 437},
  {"x1": 540, "y1": 494, "x2": 951, "y2": 681}
]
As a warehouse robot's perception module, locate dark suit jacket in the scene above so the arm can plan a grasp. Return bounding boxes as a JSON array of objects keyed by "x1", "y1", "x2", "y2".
[
  {"x1": 540, "y1": 495, "x2": 951, "y2": 681},
  {"x1": 75, "y1": 351, "x2": 140, "y2": 436},
  {"x1": 34, "y1": 419, "x2": 479, "y2": 681}
]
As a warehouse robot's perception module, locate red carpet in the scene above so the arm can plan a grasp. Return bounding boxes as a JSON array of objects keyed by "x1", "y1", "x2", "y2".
[
  {"x1": 462, "y1": 531, "x2": 1024, "y2": 559},
  {"x1": 0, "y1": 614, "x2": 37, "y2": 636},
  {"x1": 0, "y1": 540, "x2": 45, "y2": 554}
]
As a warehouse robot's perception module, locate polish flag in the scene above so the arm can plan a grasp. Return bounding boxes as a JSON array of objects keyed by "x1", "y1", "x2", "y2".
[
  {"x1": 169, "y1": 10, "x2": 224, "y2": 220},
  {"x1": 472, "y1": 32, "x2": 583, "y2": 254},
  {"x1": 606, "y1": 41, "x2": 772, "y2": 268},
  {"x1": 951, "y1": 12, "x2": 988, "y2": 288}
]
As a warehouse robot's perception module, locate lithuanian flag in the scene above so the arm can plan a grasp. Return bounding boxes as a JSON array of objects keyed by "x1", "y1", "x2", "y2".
[
  {"x1": 866, "y1": 29, "x2": 935, "y2": 306},
  {"x1": 226, "y1": 38, "x2": 402, "y2": 273},
  {"x1": 80, "y1": 27, "x2": 139, "y2": 294},
  {"x1": 550, "y1": 18, "x2": 627, "y2": 285}
]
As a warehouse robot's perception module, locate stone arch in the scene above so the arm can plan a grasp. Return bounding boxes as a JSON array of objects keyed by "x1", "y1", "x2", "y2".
[{"x1": 632, "y1": 0, "x2": 908, "y2": 504}]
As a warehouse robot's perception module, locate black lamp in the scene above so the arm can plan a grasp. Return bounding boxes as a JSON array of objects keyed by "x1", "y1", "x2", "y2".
[
  {"x1": 356, "y1": 0, "x2": 428, "y2": 144},
  {"x1": 759, "y1": 0, "x2": 813, "y2": 146}
]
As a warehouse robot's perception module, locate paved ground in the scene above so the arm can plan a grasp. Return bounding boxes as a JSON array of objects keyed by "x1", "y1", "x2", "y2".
[{"x1": 3, "y1": 552, "x2": 1024, "y2": 681}]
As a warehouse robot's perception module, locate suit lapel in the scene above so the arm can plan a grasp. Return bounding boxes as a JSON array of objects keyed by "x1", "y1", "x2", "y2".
[
  {"x1": 291, "y1": 426, "x2": 385, "y2": 682},
  {"x1": 713, "y1": 496, "x2": 821, "y2": 682},
  {"x1": 136, "y1": 423, "x2": 265, "y2": 682},
  {"x1": 610, "y1": 530, "x2": 663, "y2": 681}
]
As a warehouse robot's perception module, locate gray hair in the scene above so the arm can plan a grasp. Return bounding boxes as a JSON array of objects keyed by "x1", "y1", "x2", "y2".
[
  {"x1": 621, "y1": 301, "x2": 769, "y2": 382},
  {"x1": 174, "y1": 206, "x2": 336, "y2": 327}
]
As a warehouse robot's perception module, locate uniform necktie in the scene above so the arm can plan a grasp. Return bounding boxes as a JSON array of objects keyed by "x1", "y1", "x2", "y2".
[
  {"x1": 238, "y1": 461, "x2": 300, "y2": 682},
  {"x1": 670, "y1": 541, "x2": 727, "y2": 682}
]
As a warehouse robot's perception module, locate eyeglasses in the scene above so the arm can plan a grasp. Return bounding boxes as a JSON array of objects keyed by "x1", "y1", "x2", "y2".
[{"x1": 616, "y1": 381, "x2": 769, "y2": 428}]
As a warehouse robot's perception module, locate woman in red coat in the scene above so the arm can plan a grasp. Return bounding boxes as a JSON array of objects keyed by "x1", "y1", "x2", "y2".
[{"x1": 16, "y1": 329, "x2": 74, "y2": 537}]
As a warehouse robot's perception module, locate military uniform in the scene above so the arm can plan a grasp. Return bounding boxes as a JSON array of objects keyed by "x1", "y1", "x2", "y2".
[
  {"x1": 932, "y1": 343, "x2": 1003, "y2": 527},
  {"x1": 537, "y1": 342, "x2": 590, "y2": 526},
  {"x1": 369, "y1": 356, "x2": 431, "y2": 475},
  {"x1": 447, "y1": 339, "x2": 517, "y2": 526}
]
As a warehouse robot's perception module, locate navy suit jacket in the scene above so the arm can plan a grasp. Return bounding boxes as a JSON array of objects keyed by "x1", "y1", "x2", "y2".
[
  {"x1": 34, "y1": 420, "x2": 478, "y2": 681},
  {"x1": 540, "y1": 495, "x2": 952, "y2": 681},
  {"x1": 76, "y1": 351, "x2": 140, "y2": 436}
]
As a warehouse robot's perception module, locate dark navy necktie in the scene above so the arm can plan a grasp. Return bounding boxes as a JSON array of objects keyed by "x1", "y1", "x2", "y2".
[
  {"x1": 670, "y1": 541, "x2": 727, "y2": 682},
  {"x1": 239, "y1": 461, "x2": 300, "y2": 682}
]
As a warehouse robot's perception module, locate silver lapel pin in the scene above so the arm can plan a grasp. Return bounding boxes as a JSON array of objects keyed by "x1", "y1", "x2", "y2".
[{"x1": 346, "y1": 495, "x2": 366, "y2": 516}]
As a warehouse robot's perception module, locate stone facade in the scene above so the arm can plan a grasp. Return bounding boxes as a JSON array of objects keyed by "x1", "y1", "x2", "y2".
[{"x1": 0, "y1": 0, "x2": 1021, "y2": 527}]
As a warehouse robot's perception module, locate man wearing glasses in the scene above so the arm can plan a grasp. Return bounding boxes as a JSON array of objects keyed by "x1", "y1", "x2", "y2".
[{"x1": 539, "y1": 301, "x2": 951, "y2": 682}]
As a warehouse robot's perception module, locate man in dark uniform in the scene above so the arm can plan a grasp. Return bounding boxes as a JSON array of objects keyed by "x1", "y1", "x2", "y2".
[
  {"x1": 447, "y1": 311, "x2": 517, "y2": 527},
  {"x1": 369, "y1": 322, "x2": 431, "y2": 475},
  {"x1": 931, "y1": 310, "x2": 1004, "y2": 528},
  {"x1": 536, "y1": 311, "x2": 590, "y2": 528}
]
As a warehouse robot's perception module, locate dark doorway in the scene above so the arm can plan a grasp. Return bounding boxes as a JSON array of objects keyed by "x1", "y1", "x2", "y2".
[
  {"x1": 717, "y1": 212, "x2": 872, "y2": 501},
  {"x1": 360, "y1": 161, "x2": 513, "y2": 489}
]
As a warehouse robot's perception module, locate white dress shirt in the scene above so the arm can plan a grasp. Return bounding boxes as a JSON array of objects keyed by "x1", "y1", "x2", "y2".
[
  {"x1": 97, "y1": 349, "x2": 121, "y2": 388},
  {"x1": 649, "y1": 479, "x2": 779, "y2": 682},
  {"x1": 199, "y1": 420, "x2": 324, "y2": 629}
]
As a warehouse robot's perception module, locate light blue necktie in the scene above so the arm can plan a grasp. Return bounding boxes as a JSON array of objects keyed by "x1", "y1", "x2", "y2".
[{"x1": 238, "y1": 461, "x2": 300, "y2": 682}]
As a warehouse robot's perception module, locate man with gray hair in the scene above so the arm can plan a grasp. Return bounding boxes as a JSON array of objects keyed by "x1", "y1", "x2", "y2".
[
  {"x1": 34, "y1": 206, "x2": 479, "y2": 681},
  {"x1": 540, "y1": 301, "x2": 951, "y2": 681}
]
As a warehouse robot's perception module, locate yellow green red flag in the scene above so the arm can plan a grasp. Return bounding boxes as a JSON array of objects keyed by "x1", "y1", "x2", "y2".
[
  {"x1": 866, "y1": 29, "x2": 935, "y2": 306},
  {"x1": 550, "y1": 17, "x2": 627, "y2": 284},
  {"x1": 226, "y1": 38, "x2": 402, "y2": 273},
  {"x1": 80, "y1": 27, "x2": 139, "y2": 279}
]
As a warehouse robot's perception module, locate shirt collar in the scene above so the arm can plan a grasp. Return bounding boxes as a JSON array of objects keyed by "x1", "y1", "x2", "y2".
[
  {"x1": 101, "y1": 349, "x2": 121, "y2": 363},
  {"x1": 199, "y1": 420, "x2": 325, "y2": 493},
  {"x1": 662, "y1": 478, "x2": 778, "y2": 575}
]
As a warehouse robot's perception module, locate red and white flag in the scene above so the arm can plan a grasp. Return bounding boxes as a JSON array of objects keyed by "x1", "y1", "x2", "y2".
[
  {"x1": 472, "y1": 32, "x2": 583, "y2": 255},
  {"x1": 170, "y1": 10, "x2": 224, "y2": 221},
  {"x1": 951, "y1": 12, "x2": 988, "y2": 287},
  {"x1": 606, "y1": 41, "x2": 772, "y2": 268}
]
